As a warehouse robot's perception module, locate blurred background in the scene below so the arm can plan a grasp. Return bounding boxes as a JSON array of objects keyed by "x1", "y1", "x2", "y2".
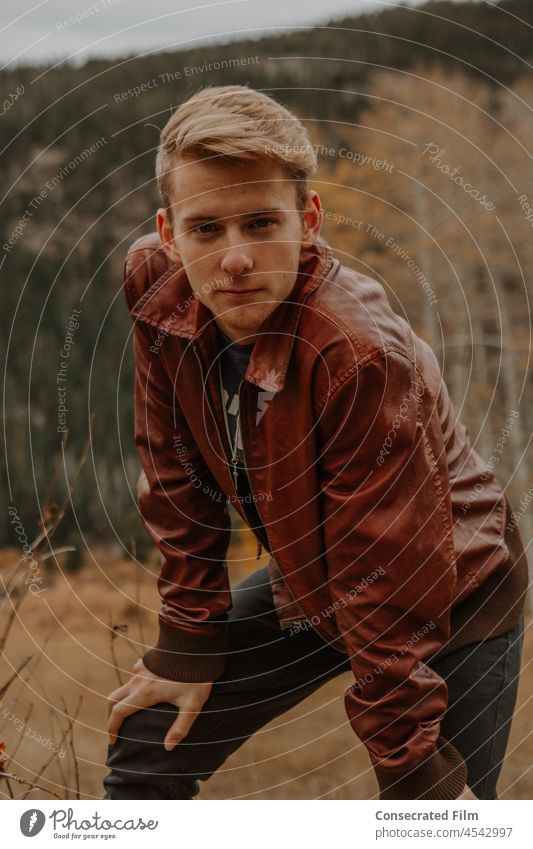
[{"x1": 1, "y1": 0, "x2": 531, "y2": 800}]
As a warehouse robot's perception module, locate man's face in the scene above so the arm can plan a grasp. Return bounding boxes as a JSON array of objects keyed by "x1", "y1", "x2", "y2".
[{"x1": 156, "y1": 155, "x2": 322, "y2": 344}]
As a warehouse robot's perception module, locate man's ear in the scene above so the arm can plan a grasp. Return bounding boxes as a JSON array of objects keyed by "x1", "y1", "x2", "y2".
[
  {"x1": 156, "y1": 208, "x2": 182, "y2": 264},
  {"x1": 301, "y1": 191, "x2": 323, "y2": 248}
]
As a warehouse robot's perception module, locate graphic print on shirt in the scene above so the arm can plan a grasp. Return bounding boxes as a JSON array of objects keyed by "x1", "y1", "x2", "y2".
[{"x1": 221, "y1": 385, "x2": 244, "y2": 463}]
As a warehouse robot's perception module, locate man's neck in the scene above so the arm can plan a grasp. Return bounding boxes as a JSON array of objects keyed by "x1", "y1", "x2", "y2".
[{"x1": 215, "y1": 323, "x2": 256, "y2": 349}]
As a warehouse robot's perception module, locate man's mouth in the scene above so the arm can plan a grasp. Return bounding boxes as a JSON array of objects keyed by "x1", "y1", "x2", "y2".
[{"x1": 218, "y1": 287, "x2": 262, "y2": 298}]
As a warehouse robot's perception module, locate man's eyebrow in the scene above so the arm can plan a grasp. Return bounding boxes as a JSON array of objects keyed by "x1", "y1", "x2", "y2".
[{"x1": 182, "y1": 207, "x2": 286, "y2": 224}]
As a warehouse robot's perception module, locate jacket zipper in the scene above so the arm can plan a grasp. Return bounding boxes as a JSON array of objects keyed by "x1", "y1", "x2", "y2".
[
  {"x1": 240, "y1": 381, "x2": 345, "y2": 654},
  {"x1": 191, "y1": 341, "x2": 241, "y2": 506},
  {"x1": 212, "y1": 349, "x2": 270, "y2": 560},
  {"x1": 237, "y1": 378, "x2": 273, "y2": 558},
  {"x1": 193, "y1": 341, "x2": 345, "y2": 654},
  {"x1": 220, "y1": 367, "x2": 244, "y2": 496}
]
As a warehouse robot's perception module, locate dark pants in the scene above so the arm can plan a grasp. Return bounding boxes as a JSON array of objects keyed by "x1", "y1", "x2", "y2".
[{"x1": 102, "y1": 564, "x2": 525, "y2": 800}]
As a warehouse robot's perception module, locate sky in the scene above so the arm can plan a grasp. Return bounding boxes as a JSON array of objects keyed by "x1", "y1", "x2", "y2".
[{"x1": 1, "y1": 0, "x2": 469, "y2": 67}]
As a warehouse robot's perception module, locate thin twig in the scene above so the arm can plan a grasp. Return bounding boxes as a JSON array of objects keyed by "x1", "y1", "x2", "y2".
[
  {"x1": 4, "y1": 702, "x2": 34, "y2": 771},
  {"x1": 0, "y1": 497, "x2": 62, "y2": 604},
  {"x1": 14, "y1": 614, "x2": 73, "y2": 799},
  {"x1": 107, "y1": 612, "x2": 125, "y2": 686},
  {"x1": 1, "y1": 416, "x2": 94, "y2": 613},
  {"x1": 0, "y1": 640, "x2": 55, "y2": 737},
  {"x1": 6, "y1": 689, "x2": 69, "y2": 802},
  {"x1": 1, "y1": 771, "x2": 62, "y2": 800},
  {"x1": 110, "y1": 613, "x2": 143, "y2": 661},
  {"x1": 0, "y1": 656, "x2": 33, "y2": 701},
  {"x1": 0, "y1": 419, "x2": 92, "y2": 626},
  {"x1": 0, "y1": 577, "x2": 33, "y2": 654},
  {"x1": 22, "y1": 723, "x2": 70, "y2": 800},
  {"x1": 26, "y1": 673, "x2": 69, "y2": 794},
  {"x1": 0, "y1": 428, "x2": 92, "y2": 801},
  {"x1": 43, "y1": 428, "x2": 69, "y2": 508},
  {"x1": 0, "y1": 612, "x2": 63, "y2": 709},
  {"x1": 121, "y1": 633, "x2": 143, "y2": 659},
  {"x1": 59, "y1": 695, "x2": 82, "y2": 800},
  {"x1": 115, "y1": 626, "x2": 142, "y2": 661},
  {"x1": 0, "y1": 556, "x2": 28, "y2": 606},
  {"x1": 0, "y1": 679, "x2": 28, "y2": 737},
  {"x1": 45, "y1": 415, "x2": 94, "y2": 544}
]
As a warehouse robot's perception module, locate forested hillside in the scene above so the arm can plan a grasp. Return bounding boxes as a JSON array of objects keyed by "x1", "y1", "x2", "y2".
[{"x1": 1, "y1": 0, "x2": 532, "y2": 558}]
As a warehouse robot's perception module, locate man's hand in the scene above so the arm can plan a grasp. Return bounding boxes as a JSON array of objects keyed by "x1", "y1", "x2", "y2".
[
  {"x1": 107, "y1": 658, "x2": 213, "y2": 750},
  {"x1": 457, "y1": 784, "x2": 479, "y2": 800}
]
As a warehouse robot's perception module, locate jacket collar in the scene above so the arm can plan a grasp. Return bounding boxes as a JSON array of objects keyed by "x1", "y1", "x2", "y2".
[{"x1": 131, "y1": 237, "x2": 334, "y2": 392}]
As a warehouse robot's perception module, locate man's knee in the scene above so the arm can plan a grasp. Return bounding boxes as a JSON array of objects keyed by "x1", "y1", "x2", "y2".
[{"x1": 103, "y1": 702, "x2": 201, "y2": 800}]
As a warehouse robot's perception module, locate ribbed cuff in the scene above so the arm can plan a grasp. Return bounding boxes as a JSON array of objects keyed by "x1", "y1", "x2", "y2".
[
  {"x1": 375, "y1": 737, "x2": 468, "y2": 799},
  {"x1": 142, "y1": 618, "x2": 227, "y2": 682}
]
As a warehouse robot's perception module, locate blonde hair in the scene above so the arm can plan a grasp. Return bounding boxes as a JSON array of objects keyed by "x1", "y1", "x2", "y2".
[{"x1": 156, "y1": 85, "x2": 317, "y2": 223}]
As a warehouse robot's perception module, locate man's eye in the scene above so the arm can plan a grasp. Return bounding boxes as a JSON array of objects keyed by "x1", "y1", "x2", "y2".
[
  {"x1": 249, "y1": 217, "x2": 275, "y2": 229},
  {"x1": 193, "y1": 223, "x2": 218, "y2": 234}
]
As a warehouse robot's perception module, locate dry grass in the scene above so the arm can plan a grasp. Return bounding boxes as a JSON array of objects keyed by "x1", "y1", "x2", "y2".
[{"x1": 0, "y1": 536, "x2": 531, "y2": 800}]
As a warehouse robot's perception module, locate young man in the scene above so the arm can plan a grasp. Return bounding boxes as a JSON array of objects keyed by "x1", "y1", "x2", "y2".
[{"x1": 104, "y1": 85, "x2": 528, "y2": 800}]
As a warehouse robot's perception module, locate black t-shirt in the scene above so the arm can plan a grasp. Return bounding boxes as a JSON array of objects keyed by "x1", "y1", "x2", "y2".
[{"x1": 216, "y1": 326, "x2": 270, "y2": 553}]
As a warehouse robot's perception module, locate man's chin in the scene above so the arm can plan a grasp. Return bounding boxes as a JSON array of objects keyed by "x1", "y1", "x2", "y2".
[{"x1": 214, "y1": 305, "x2": 278, "y2": 340}]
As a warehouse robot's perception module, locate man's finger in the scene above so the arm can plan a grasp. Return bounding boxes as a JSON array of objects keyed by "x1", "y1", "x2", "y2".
[
  {"x1": 107, "y1": 694, "x2": 150, "y2": 745},
  {"x1": 164, "y1": 704, "x2": 202, "y2": 751},
  {"x1": 106, "y1": 683, "x2": 130, "y2": 717}
]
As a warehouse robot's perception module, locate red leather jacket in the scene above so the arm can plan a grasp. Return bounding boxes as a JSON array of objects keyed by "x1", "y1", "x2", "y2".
[{"x1": 124, "y1": 231, "x2": 514, "y2": 799}]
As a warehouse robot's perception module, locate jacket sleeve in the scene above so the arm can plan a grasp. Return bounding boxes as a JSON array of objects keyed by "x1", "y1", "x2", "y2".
[
  {"x1": 124, "y1": 249, "x2": 232, "y2": 682},
  {"x1": 317, "y1": 349, "x2": 468, "y2": 799}
]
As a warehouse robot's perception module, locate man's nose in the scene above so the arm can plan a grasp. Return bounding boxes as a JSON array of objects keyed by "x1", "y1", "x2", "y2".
[{"x1": 219, "y1": 241, "x2": 254, "y2": 277}]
